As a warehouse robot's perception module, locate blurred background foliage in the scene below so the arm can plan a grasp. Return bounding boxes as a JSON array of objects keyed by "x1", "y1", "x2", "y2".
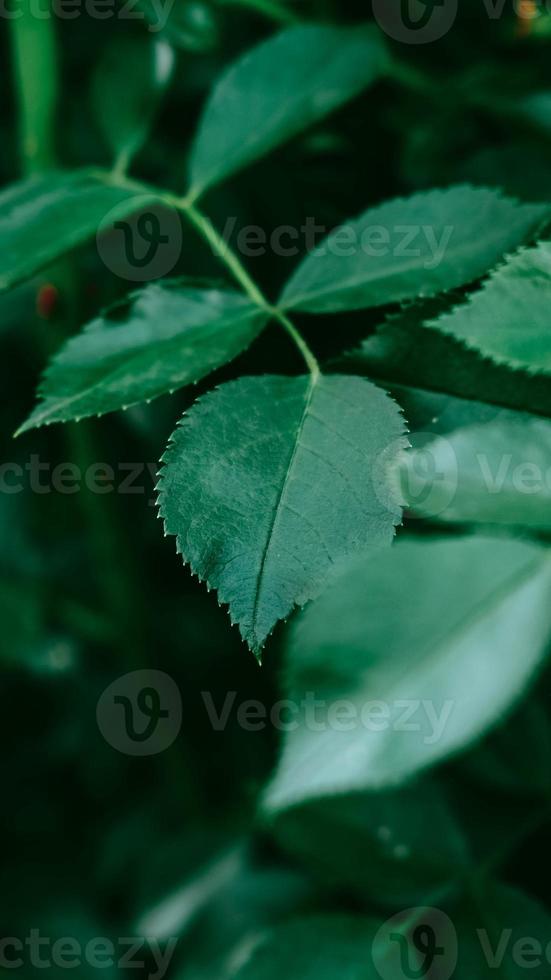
[{"x1": 2, "y1": 0, "x2": 551, "y2": 976}]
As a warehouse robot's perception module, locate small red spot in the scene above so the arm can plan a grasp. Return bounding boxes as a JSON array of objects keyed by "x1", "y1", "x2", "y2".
[{"x1": 36, "y1": 283, "x2": 59, "y2": 319}]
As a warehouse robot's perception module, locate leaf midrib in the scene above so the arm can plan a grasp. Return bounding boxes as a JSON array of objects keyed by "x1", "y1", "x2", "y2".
[
  {"x1": 282, "y1": 220, "x2": 540, "y2": 311},
  {"x1": 250, "y1": 375, "x2": 317, "y2": 647}
]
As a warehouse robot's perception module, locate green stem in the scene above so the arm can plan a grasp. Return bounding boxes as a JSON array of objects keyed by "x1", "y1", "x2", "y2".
[
  {"x1": 274, "y1": 311, "x2": 320, "y2": 379},
  {"x1": 184, "y1": 202, "x2": 320, "y2": 377},
  {"x1": 184, "y1": 202, "x2": 268, "y2": 307},
  {"x1": 9, "y1": 5, "x2": 58, "y2": 174},
  {"x1": 98, "y1": 171, "x2": 320, "y2": 376}
]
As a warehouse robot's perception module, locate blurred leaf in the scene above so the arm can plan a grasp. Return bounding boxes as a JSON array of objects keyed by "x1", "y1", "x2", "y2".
[
  {"x1": 0, "y1": 170, "x2": 161, "y2": 292},
  {"x1": 173, "y1": 851, "x2": 315, "y2": 980},
  {"x1": 426, "y1": 242, "x2": 551, "y2": 374},
  {"x1": 157, "y1": 375, "x2": 407, "y2": 656},
  {"x1": 265, "y1": 536, "x2": 551, "y2": 810},
  {"x1": 187, "y1": 25, "x2": 388, "y2": 198},
  {"x1": 231, "y1": 915, "x2": 383, "y2": 980},
  {"x1": 452, "y1": 882, "x2": 551, "y2": 979},
  {"x1": 272, "y1": 778, "x2": 470, "y2": 908},
  {"x1": 92, "y1": 38, "x2": 175, "y2": 168},
  {"x1": 402, "y1": 414, "x2": 551, "y2": 529},
  {"x1": 18, "y1": 283, "x2": 268, "y2": 431},
  {"x1": 281, "y1": 187, "x2": 547, "y2": 313}
]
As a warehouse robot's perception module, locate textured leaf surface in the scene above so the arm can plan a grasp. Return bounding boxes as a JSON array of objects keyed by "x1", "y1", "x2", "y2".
[
  {"x1": 187, "y1": 25, "x2": 387, "y2": 198},
  {"x1": 233, "y1": 916, "x2": 381, "y2": 980},
  {"x1": 403, "y1": 415, "x2": 551, "y2": 529},
  {"x1": 157, "y1": 374, "x2": 407, "y2": 655},
  {"x1": 281, "y1": 187, "x2": 547, "y2": 313},
  {"x1": 426, "y1": 242, "x2": 551, "y2": 373},
  {"x1": 0, "y1": 170, "x2": 160, "y2": 292},
  {"x1": 18, "y1": 283, "x2": 267, "y2": 431},
  {"x1": 265, "y1": 536, "x2": 551, "y2": 809}
]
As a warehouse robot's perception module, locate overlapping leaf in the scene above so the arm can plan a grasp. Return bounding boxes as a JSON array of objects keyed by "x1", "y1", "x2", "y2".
[
  {"x1": 280, "y1": 186, "x2": 547, "y2": 312},
  {"x1": 187, "y1": 24, "x2": 388, "y2": 198},
  {"x1": 265, "y1": 536, "x2": 551, "y2": 810},
  {"x1": 0, "y1": 170, "x2": 161, "y2": 292},
  {"x1": 426, "y1": 241, "x2": 551, "y2": 373},
  {"x1": 17, "y1": 283, "x2": 268, "y2": 431},
  {"x1": 402, "y1": 415, "x2": 551, "y2": 529},
  {"x1": 347, "y1": 300, "x2": 551, "y2": 417},
  {"x1": 157, "y1": 374, "x2": 407, "y2": 656}
]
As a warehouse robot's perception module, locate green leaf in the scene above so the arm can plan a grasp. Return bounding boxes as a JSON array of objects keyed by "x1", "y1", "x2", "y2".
[
  {"x1": 426, "y1": 241, "x2": 551, "y2": 374},
  {"x1": 264, "y1": 536, "x2": 551, "y2": 809},
  {"x1": 0, "y1": 170, "x2": 161, "y2": 293},
  {"x1": 92, "y1": 38, "x2": 175, "y2": 168},
  {"x1": 17, "y1": 283, "x2": 268, "y2": 432},
  {"x1": 280, "y1": 186, "x2": 547, "y2": 313},
  {"x1": 273, "y1": 778, "x2": 469, "y2": 908},
  {"x1": 452, "y1": 882, "x2": 551, "y2": 979},
  {"x1": 232, "y1": 916, "x2": 382, "y2": 980},
  {"x1": 157, "y1": 374, "x2": 407, "y2": 656},
  {"x1": 187, "y1": 25, "x2": 387, "y2": 199},
  {"x1": 345, "y1": 300, "x2": 551, "y2": 418},
  {"x1": 402, "y1": 415, "x2": 551, "y2": 529}
]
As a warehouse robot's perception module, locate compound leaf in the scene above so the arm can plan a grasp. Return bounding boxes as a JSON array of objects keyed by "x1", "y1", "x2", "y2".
[
  {"x1": 157, "y1": 374, "x2": 407, "y2": 656},
  {"x1": 280, "y1": 186, "x2": 547, "y2": 313},
  {"x1": 17, "y1": 283, "x2": 267, "y2": 432}
]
